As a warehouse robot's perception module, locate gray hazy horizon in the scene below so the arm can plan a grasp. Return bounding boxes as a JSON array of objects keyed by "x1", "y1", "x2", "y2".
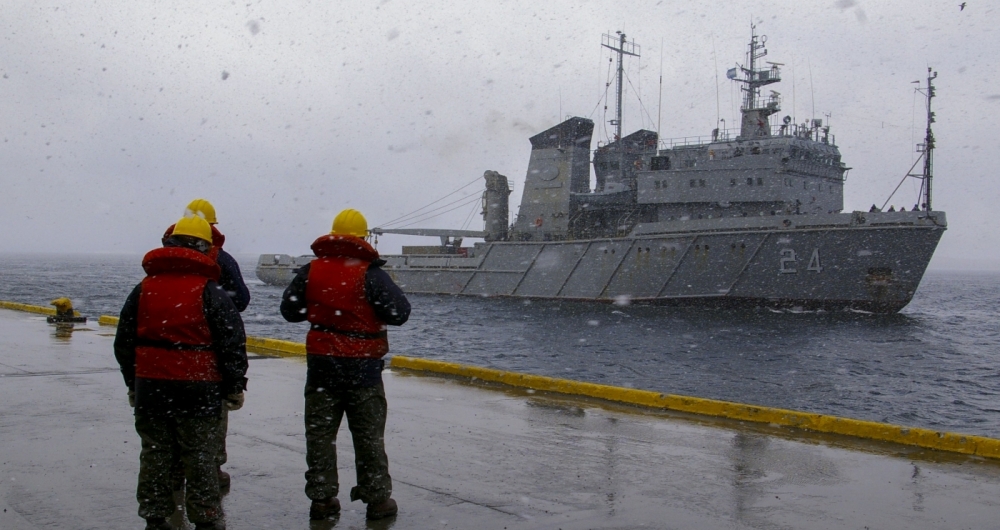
[{"x1": 1, "y1": 1, "x2": 996, "y2": 271}]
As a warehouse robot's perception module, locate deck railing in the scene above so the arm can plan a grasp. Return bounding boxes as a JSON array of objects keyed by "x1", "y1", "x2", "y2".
[{"x1": 658, "y1": 124, "x2": 835, "y2": 149}]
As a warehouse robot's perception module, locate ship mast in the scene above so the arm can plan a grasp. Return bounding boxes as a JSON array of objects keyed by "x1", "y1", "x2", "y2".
[
  {"x1": 881, "y1": 68, "x2": 939, "y2": 213},
  {"x1": 732, "y1": 25, "x2": 781, "y2": 139},
  {"x1": 918, "y1": 68, "x2": 938, "y2": 211},
  {"x1": 602, "y1": 31, "x2": 640, "y2": 143}
]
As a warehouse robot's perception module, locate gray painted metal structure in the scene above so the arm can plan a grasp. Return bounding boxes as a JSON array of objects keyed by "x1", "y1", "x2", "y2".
[{"x1": 257, "y1": 30, "x2": 946, "y2": 313}]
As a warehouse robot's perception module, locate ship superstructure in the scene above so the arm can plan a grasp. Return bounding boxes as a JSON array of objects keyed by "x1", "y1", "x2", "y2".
[{"x1": 519, "y1": 28, "x2": 847, "y2": 243}]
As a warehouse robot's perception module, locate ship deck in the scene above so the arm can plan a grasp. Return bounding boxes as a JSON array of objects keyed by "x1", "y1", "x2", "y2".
[{"x1": 2, "y1": 308, "x2": 999, "y2": 529}]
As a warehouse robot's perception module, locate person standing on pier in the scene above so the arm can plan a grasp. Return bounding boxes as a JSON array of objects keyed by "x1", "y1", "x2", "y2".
[
  {"x1": 163, "y1": 199, "x2": 250, "y2": 312},
  {"x1": 114, "y1": 215, "x2": 248, "y2": 530},
  {"x1": 280, "y1": 208, "x2": 410, "y2": 521},
  {"x1": 163, "y1": 198, "x2": 250, "y2": 490}
]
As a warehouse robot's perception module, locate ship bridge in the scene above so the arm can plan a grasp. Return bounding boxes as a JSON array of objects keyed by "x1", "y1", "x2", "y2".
[{"x1": 638, "y1": 131, "x2": 847, "y2": 222}]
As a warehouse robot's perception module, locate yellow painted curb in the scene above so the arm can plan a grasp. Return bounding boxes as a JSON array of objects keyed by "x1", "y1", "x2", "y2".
[
  {"x1": 85, "y1": 317, "x2": 1000, "y2": 459},
  {"x1": 389, "y1": 355, "x2": 1000, "y2": 460},
  {"x1": 245, "y1": 336, "x2": 306, "y2": 358},
  {"x1": 0, "y1": 300, "x2": 57, "y2": 316},
  {"x1": 0, "y1": 300, "x2": 80, "y2": 317},
  {"x1": 98, "y1": 315, "x2": 307, "y2": 358}
]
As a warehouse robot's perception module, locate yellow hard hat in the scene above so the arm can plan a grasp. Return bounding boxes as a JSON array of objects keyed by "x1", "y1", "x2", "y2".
[
  {"x1": 172, "y1": 215, "x2": 214, "y2": 243},
  {"x1": 331, "y1": 209, "x2": 368, "y2": 237},
  {"x1": 185, "y1": 198, "x2": 218, "y2": 224}
]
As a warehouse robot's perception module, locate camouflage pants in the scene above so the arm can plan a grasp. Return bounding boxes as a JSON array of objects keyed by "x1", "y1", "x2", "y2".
[
  {"x1": 304, "y1": 382, "x2": 392, "y2": 504},
  {"x1": 217, "y1": 409, "x2": 229, "y2": 466},
  {"x1": 169, "y1": 410, "x2": 227, "y2": 485},
  {"x1": 135, "y1": 415, "x2": 222, "y2": 523}
]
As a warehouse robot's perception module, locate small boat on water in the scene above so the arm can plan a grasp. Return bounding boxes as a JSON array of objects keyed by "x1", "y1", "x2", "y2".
[{"x1": 258, "y1": 28, "x2": 946, "y2": 313}]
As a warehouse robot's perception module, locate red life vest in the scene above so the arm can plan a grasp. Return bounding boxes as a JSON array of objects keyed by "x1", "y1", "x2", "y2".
[
  {"x1": 135, "y1": 247, "x2": 224, "y2": 382},
  {"x1": 305, "y1": 234, "x2": 389, "y2": 358}
]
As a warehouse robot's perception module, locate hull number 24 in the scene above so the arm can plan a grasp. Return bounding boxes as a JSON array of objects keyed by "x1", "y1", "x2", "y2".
[{"x1": 780, "y1": 249, "x2": 823, "y2": 274}]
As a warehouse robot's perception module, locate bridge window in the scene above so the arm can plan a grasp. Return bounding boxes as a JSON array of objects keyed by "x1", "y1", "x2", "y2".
[
  {"x1": 746, "y1": 177, "x2": 754, "y2": 186},
  {"x1": 650, "y1": 156, "x2": 671, "y2": 170}
]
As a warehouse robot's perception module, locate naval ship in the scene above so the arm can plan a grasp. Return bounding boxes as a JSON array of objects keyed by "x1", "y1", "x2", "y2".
[{"x1": 257, "y1": 30, "x2": 946, "y2": 313}]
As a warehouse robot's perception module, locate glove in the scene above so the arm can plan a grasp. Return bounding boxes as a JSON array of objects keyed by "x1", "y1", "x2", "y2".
[
  {"x1": 127, "y1": 389, "x2": 136, "y2": 408},
  {"x1": 224, "y1": 393, "x2": 244, "y2": 411}
]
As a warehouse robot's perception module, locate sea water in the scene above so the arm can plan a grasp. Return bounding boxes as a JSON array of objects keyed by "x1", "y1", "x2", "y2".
[{"x1": 2, "y1": 253, "x2": 998, "y2": 438}]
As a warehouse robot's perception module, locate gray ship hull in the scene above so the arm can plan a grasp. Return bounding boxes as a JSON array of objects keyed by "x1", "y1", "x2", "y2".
[
  {"x1": 255, "y1": 254, "x2": 314, "y2": 288},
  {"x1": 257, "y1": 210, "x2": 945, "y2": 313}
]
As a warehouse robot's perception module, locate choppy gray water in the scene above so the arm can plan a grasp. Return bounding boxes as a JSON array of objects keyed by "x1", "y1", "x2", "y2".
[{"x1": 3, "y1": 253, "x2": 999, "y2": 438}]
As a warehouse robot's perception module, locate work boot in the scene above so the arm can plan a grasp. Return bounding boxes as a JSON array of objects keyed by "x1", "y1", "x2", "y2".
[
  {"x1": 193, "y1": 521, "x2": 225, "y2": 530},
  {"x1": 144, "y1": 517, "x2": 172, "y2": 530},
  {"x1": 309, "y1": 497, "x2": 341, "y2": 520},
  {"x1": 217, "y1": 468, "x2": 231, "y2": 489},
  {"x1": 366, "y1": 498, "x2": 398, "y2": 520}
]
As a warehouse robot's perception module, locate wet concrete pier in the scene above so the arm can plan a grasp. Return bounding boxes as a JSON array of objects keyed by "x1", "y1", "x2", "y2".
[{"x1": 2, "y1": 308, "x2": 1000, "y2": 529}]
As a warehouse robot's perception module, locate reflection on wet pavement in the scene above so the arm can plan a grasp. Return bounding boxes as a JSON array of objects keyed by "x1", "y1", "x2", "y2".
[{"x1": 3, "y1": 308, "x2": 1000, "y2": 529}]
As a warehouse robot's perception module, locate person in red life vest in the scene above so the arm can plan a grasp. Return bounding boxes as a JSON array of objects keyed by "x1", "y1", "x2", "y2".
[
  {"x1": 163, "y1": 199, "x2": 251, "y2": 312},
  {"x1": 114, "y1": 215, "x2": 248, "y2": 530},
  {"x1": 162, "y1": 198, "x2": 249, "y2": 491},
  {"x1": 280, "y1": 208, "x2": 410, "y2": 521}
]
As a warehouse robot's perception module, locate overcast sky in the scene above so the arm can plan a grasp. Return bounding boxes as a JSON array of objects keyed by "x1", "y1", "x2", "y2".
[{"x1": 0, "y1": 0, "x2": 996, "y2": 270}]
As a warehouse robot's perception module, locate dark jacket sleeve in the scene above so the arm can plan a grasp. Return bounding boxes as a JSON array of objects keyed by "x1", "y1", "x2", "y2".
[
  {"x1": 113, "y1": 283, "x2": 143, "y2": 390},
  {"x1": 280, "y1": 263, "x2": 311, "y2": 323},
  {"x1": 366, "y1": 264, "x2": 410, "y2": 326},
  {"x1": 203, "y1": 280, "x2": 249, "y2": 395},
  {"x1": 217, "y1": 249, "x2": 251, "y2": 312}
]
